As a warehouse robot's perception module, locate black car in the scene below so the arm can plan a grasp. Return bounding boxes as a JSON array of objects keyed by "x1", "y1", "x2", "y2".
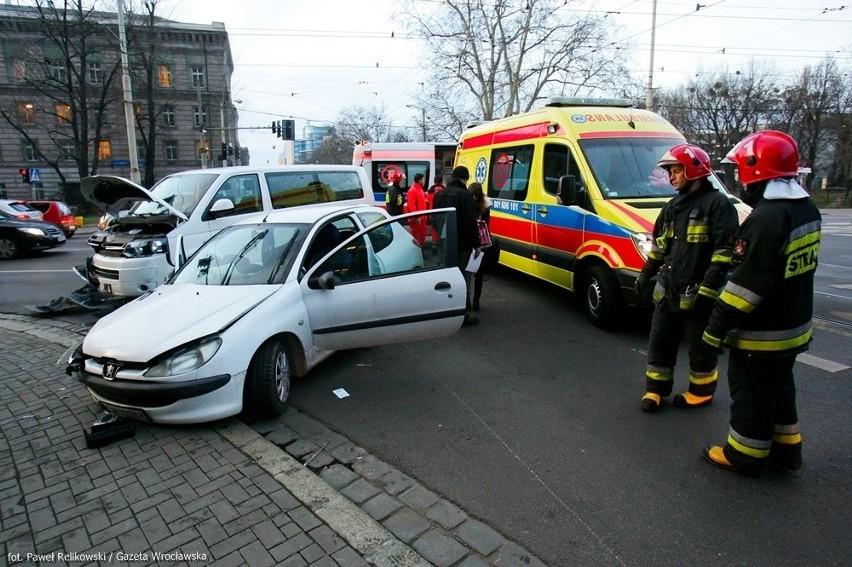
[{"x1": 0, "y1": 210, "x2": 67, "y2": 259}]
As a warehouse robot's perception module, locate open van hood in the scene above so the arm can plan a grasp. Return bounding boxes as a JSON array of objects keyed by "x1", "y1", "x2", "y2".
[{"x1": 81, "y1": 175, "x2": 189, "y2": 221}]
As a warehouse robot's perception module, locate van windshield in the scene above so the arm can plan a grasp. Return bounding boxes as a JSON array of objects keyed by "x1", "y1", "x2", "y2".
[
  {"x1": 580, "y1": 137, "x2": 702, "y2": 199},
  {"x1": 132, "y1": 173, "x2": 220, "y2": 217}
]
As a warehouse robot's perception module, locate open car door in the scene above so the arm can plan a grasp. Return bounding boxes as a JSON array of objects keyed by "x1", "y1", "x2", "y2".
[{"x1": 301, "y1": 208, "x2": 465, "y2": 350}]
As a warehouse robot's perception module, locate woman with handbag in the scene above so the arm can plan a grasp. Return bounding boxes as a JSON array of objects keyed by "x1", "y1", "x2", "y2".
[{"x1": 468, "y1": 182, "x2": 492, "y2": 311}]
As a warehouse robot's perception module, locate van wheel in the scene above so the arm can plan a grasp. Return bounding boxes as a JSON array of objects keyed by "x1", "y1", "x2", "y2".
[
  {"x1": 244, "y1": 338, "x2": 292, "y2": 418},
  {"x1": 581, "y1": 265, "x2": 623, "y2": 330}
]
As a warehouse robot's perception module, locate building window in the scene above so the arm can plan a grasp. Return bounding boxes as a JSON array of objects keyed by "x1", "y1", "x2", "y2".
[
  {"x1": 12, "y1": 60, "x2": 26, "y2": 81},
  {"x1": 162, "y1": 105, "x2": 175, "y2": 128},
  {"x1": 18, "y1": 103, "x2": 35, "y2": 125},
  {"x1": 165, "y1": 141, "x2": 179, "y2": 161},
  {"x1": 56, "y1": 103, "x2": 72, "y2": 126},
  {"x1": 48, "y1": 62, "x2": 66, "y2": 83},
  {"x1": 22, "y1": 140, "x2": 38, "y2": 161},
  {"x1": 193, "y1": 104, "x2": 207, "y2": 128},
  {"x1": 61, "y1": 143, "x2": 76, "y2": 161},
  {"x1": 158, "y1": 64, "x2": 171, "y2": 87},
  {"x1": 87, "y1": 62, "x2": 102, "y2": 85},
  {"x1": 97, "y1": 140, "x2": 111, "y2": 160},
  {"x1": 190, "y1": 66, "x2": 205, "y2": 88}
]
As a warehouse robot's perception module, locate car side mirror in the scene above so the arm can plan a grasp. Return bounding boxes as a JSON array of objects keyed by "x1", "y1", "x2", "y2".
[
  {"x1": 557, "y1": 175, "x2": 578, "y2": 205},
  {"x1": 307, "y1": 271, "x2": 335, "y2": 290},
  {"x1": 206, "y1": 198, "x2": 235, "y2": 220}
]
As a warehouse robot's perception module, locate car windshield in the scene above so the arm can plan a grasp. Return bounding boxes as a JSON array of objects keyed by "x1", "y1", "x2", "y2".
[
  {"x1": 579, "y1": 137, "x2": 719, "y2": 199},
  {"x1": 172, "y1": 223, "x2": 304, "y2": 286},
  {"x1": 131, "y1": 173, "x2": 220, "y2": 217}
]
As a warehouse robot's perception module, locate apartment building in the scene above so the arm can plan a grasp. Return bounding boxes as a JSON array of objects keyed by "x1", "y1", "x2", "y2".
[{"x1": 0, "y1": 4, "x2": 240, "y2": 204}]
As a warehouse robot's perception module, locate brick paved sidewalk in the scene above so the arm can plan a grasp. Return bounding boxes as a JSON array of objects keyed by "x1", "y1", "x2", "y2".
[{"x1": 0, "y1": 314, "x2": 546, "y2": 567}]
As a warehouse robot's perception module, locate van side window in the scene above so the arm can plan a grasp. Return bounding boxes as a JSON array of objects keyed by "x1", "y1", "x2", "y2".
[
  {"x1": 373, "y1": 161, "x2": 429, "y2": 192},
  {"x1": 487, "y1": 145, "x2": 534, "y2": 201},
  {"x1": 266, "y1": 171, "x2": 366, "y2": 208},
  {"x1": 543, "y1": 144, "x2": 584, "y2": 197},
  {"x1": 209, "y1": 174, "x2": 261, "y2": 217}
]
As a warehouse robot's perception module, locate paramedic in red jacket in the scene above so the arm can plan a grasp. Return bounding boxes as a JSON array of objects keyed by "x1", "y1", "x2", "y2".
[{"x1": 407, "y1": 173, "x2": 428, "y2": 246}]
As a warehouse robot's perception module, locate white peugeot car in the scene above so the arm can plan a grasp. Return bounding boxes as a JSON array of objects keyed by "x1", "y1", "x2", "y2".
[{"x1": 66, "y1": 203, "x2": 465, "y2": 424}]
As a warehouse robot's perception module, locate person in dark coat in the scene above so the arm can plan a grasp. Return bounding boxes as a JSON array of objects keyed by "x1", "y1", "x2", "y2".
[{"x1": 434, "y1": 165, "x2": 480, "y2": 325}]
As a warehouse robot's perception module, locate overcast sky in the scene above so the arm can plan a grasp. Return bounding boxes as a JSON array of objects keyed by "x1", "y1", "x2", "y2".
[{"x1": 166, "y1": 0, "x2": 851, "y2": 165}]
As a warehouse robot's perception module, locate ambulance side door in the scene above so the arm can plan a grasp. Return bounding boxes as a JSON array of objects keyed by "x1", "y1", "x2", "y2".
[
  {"x1": 534, "y1": 143, "x2": 590, "y2": 282},
  {"x1": 486, "y1": 144, "x2": 537, "y2": 275}
]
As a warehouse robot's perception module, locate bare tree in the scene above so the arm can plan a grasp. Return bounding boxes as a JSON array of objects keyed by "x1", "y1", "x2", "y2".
[
  {"x1": 778, "y1": 58, "x2": 847, "y2": 189},
  {"x1": 0, "y1": 0, "x2": 121, "y2": 187},
  {"x1": 309, "y1": 130, "x2": 354, "y2": 165},
  {"x1": 656, "y1": 62, "x2": 782, "y2": 188},
  {"x1": 398, "y1": 0, "x2": 634, "y2": 136},
  {"x1": 335, "y1": 104, "x2": 410, "y2": 144},
  {"x1": 126, "y1": 0, "x2": 165, "y2": 188}
]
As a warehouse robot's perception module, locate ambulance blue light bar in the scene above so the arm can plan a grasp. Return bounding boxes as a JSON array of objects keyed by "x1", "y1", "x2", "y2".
[{"x1": 543, "y1": 97, "x2": 634, "y2": 108}]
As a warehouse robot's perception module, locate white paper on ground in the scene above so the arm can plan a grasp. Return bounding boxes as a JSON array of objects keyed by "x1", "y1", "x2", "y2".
[{"x1": 332, "y1": 388, "x2": 350, "y2": 399}]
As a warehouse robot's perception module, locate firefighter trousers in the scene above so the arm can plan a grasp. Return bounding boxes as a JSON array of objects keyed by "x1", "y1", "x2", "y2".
[
  {"x1": 722, "y1": 350, "x2": 800, "y2": 472},
  {"x1": 645, "y1": 302, "x2": 718, "y2": 397}
]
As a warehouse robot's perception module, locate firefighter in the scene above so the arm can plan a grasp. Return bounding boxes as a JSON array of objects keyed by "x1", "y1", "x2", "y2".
[
  {"x1": 637, "y1": 144, "x2": 739, "y2": 413},
  {"x1": 385, "y1": 169, "x2": 405, "y2": 217},
  {"x1": 407, "y1": 173, "x2": 428, "y2": 246},
  {"x1": 702, "y1": 131, "x2": 821, "y2": 476}
]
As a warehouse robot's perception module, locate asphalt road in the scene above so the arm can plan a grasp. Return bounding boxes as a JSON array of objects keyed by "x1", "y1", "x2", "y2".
[{"x1": 2, "y1": 212, "x2": 850, "y2": 566}]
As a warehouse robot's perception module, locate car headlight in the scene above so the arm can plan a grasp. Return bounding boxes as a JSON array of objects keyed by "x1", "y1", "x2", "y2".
[
  {"x1": 145, "y1": 336, "x2": 222, "y2": 377},
  {"x1": 18, "y1": 227, "x2": 46, "y2": 237},
  {"x1": 123, "y1": 238, "x2": 168, "y2": 258},
  {"x1": 632, "y1": 232, "x2": 653, "y2": 261}
]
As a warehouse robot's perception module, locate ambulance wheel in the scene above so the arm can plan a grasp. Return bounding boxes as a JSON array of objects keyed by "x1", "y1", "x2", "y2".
[
  {"x1": 581, "y1": 265, "x2": 623, "y2": 330},
  {"x1": 244, "y1": 338, "x2": 292, "y2": 418}
]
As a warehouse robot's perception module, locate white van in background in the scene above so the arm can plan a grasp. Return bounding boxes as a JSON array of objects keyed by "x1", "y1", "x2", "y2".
[{"x1": 82, "y1": 165, "x2": 374, "y2": 297}]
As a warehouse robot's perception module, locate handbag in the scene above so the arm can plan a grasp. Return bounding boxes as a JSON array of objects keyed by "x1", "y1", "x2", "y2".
[
  {"x1": 481, "y1": 237, "x2": 500, "y2": 273},
  {"x1": 477, "y1": 219, "x2": 492, "y2": 248}
]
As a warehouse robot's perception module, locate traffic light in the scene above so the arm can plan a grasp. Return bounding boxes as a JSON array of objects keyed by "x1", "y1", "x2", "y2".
[
  {"x1": 18, "y1": 168, "x2": 30, "y2": 184},
  {"x1": 282, "y1": 119, "x2": 295, "y2": 141},
  {"x1": 219, "y1": 143, "x2": 228, "y2": 161},
  {"x1": 234, "y1": 146, "x2": 241, "y2": 161},
  {"x1": 272, "y1": 121, "x2": 279, "y2": 137}
]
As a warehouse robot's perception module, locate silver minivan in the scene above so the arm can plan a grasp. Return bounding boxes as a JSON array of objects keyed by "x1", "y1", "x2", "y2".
[{"x1": 82, "y1": 165, "x2": 376, "y2": 297}]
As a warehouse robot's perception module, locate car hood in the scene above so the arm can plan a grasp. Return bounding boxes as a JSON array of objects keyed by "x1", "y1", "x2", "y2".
[
  {"x1": 84, "y1": 284, "x2": 278, "y2": 361},
  {"x1": 81, "y1": 175, "x2": 188, "y2": 221}
]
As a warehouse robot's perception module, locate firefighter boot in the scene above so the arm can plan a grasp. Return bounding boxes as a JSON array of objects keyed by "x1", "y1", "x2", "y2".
[
  {"x1": 672, "y1": 392, "x2": 713, "y2": 408},
  {"x1": 702, "y1": 446, "x2": 762, "y2": 478},
  {"x1": 672, "y1": 369, "x2": 717, "y2": 408},
  {"x1": 641, "y1": 393, "x2": 662, "y2": 413},
  {"x1": 770, "y1": 440, "x2": 802, "y2": 471}
]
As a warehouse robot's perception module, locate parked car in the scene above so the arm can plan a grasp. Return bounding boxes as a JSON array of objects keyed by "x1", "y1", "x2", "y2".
[
  {"x1": 0, "y1": 210, "x2": 67, "y2": 259},
  {"x1": 82, "y1": 165, "x2": 377, "y2": 298},
  {"x1": 0, "y1": 199, "x2": 43, "y2": 221},
  {"x1": 65, "y1": 204, "x2": 465, "y2": 424},
  {"x1": 26, "y1": 199, "x2": 78, "y2": 237}
]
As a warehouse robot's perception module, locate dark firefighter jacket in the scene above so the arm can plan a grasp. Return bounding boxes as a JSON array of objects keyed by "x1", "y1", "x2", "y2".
[
  {"x1": 703, "y1": 195, "x2": 821, "y2": 355},
  {"x1": 642, "y1": 183, "x2": 739, "y2": 310}
]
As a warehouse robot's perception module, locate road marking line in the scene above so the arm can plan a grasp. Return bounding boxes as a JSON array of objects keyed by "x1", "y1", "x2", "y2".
[
  {"x1": 829, "y1": 284, "x2": 852, "y2": 290},
  {"x1": 0, "y1": 269, "x2": 73, "y2": 273},
  {"x1": 798, "y1": 353, "x2": 850, "y2": 373}
]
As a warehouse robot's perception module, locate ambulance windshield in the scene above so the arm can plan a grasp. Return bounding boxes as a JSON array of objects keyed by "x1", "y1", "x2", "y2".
[{"x1": 581, "y1": 137, "x2": 696, "y2": 199}]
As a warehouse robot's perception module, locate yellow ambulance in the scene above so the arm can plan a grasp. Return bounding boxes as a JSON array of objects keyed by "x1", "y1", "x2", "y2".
[{"x1": 455, "y1": 97, "x2": 747, "y2": 329}]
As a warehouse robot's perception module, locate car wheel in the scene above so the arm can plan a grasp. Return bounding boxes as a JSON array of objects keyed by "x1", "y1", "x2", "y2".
[
  {"x1": 244, "y1": 338, "x2": 291, "y2": 418},
  {"x1": 581, "y1": 265, "x2": 624, "y2": 330},
  {"x1": 0, "y1": 236, "x2": 22, "y2": 260}
]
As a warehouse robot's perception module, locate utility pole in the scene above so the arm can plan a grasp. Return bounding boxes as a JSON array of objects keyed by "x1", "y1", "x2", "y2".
[
  {"x1": 645, "y1": 0, "x2": 658, "y2": 112},
  {"x1": 117, "y1": 0, "x2": 140, "y2": 183}
]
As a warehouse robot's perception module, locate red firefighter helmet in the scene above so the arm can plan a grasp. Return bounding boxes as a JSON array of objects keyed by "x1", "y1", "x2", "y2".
[
  {"x1": 387, "y1": 168, "x2": 404, "y2": 185},
  {"x1": 722, "y1": 130, "x2": 799, "y2": 186},
  {"x1": 656, "y1": 144, "x2": 712, "y2": 180}
]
